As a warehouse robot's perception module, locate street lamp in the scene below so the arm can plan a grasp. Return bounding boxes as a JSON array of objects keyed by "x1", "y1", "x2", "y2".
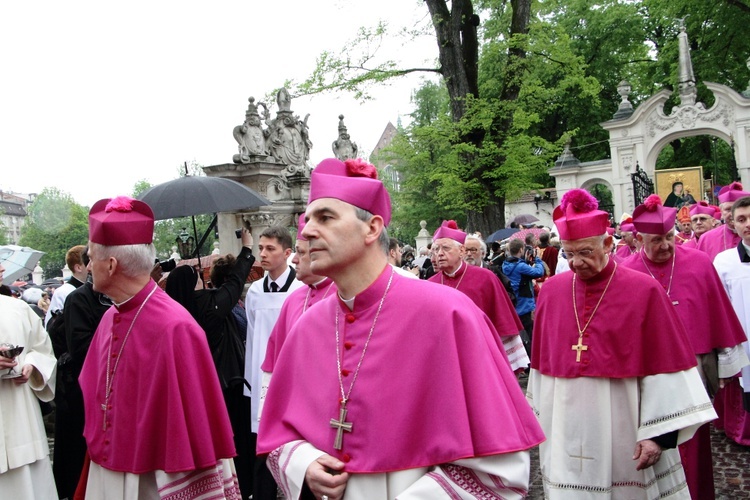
[{"x1": 176, "y1": 227, "x2": 195, "y2": 259}]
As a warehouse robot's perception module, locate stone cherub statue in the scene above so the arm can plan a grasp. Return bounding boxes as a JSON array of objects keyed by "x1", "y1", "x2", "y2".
[
  {"x1": 332, "y1": 114, "x2": 358, "y2": 161},
  {"x1": 232, "y1": 97, "x2": 269, "y2": 164}
]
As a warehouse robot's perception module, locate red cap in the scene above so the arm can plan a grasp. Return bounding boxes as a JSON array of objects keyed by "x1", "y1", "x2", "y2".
[
  {"x1": 433, "y1": 220, "x2": 466, "y2": 244},
  {"x1": 89, "y1": 196, "x2": 154, "y2": 245},
  {"x1": 308, "y1": 158, "x2": 392, "y2": 225},
  {"x1": 296, "y1": 214, "x2": 307, "y2": 241},
  {"x1": 553, "y1": 189, "x2": 610, "y2": 240},
  {"x1": 718, "y1": 182, "x2": 750, "y2": 204},
  {"x1": 632, "y1": 195, "x2": 677, "y2": 235},
  {"x1": 689, "y1": 201, "x2": 715, "y2": 218}
]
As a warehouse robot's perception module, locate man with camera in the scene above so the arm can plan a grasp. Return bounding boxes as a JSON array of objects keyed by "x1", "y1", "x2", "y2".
[{"x1": 502, "y1": 238, "x2": 544, "y2": 359}]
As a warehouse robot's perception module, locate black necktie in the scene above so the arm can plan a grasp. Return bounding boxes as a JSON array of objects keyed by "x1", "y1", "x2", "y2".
[{"x1": 270, "y1": 282, "x2": 279, "y2": 292}]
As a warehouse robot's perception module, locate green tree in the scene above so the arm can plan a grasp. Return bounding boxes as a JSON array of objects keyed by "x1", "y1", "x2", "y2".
[{"x1": 19, "y1": 188, "x2": 89, "y2": 279}]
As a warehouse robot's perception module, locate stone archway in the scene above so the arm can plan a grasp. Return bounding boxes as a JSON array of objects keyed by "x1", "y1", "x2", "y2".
[
  {"x1": 598, "y1": 26, "x2": 750, "y2": 217},
  {"x1": 551, "y1": 26, "x2": 750, "y2": 219}
]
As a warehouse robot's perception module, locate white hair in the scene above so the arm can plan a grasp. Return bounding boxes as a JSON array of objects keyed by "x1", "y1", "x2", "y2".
[
  {"x1": 464, "y1": 234, "x2": 487, "y2": 257},
  {"x1": 89, "y1": 242, "x2": 156, "y2": 278}
]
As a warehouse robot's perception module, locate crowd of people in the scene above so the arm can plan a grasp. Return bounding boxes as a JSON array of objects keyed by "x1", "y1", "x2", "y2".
[{"x1": 1, "y1": 158, "x2": 749, "y2": 499}]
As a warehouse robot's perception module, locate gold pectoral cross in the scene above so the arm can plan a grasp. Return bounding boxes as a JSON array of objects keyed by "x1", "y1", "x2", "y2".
[
  {"x1": 330, "y1": 402, "x2": 353, "y2": 450},
  {"x1": 571, "y1": 336, "x2": 588, "y2": 363}
]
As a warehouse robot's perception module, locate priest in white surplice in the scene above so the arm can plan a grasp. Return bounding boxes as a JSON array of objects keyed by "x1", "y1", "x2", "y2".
[
  {"x1": 528, "y1": 189, "x2": 716, "y2": 499},
  {"x1": 258, "y1": 158, "x2": 545, "y2": 500},
  {"x1": 0, "y1": 262, "x2": 58, "y2": 498},
  {"x1": 713, "y1": 195, "x2": 750, "y2": 445},
  {"x1": 244, "y1": 225, "x2": 303, "y2": 500}
]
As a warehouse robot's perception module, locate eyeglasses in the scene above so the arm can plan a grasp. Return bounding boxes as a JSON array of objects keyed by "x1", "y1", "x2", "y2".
[
  {"x1": 433, "y1": 244, "x2": 459, "y2": 254},
  {"x1": 465, "y1": 248, "x2": 481, "y2": 254},
  {"x1": 562, "y1": 249, "x2": 595, "y2": 259},
  {"x1": 691, "y1": 217, "x2": 711, "y2": 222}
]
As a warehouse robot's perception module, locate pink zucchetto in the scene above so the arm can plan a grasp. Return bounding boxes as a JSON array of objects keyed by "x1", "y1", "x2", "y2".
[
  {"x1": 89, "y1": 196, "x2": 155, "y2": 245},
  {"x1": 632, "y1": 194, "x2": 677, "y2": 235},
  {"x1": 689, "y1": 200, "x2": 715, "y2": 218},
  {"x1": 308, "y1": 158, "x2": 392, "y2": 226},
  {"x1": 553, "y1": 189, "x2": 610, "y2": 240},
  {"x1": 433, "y1": 220, "x2": 467, "y2": 244},
  {"x1": 296, "y1": 213, "x2": 307, "y2": 241},
  {"x1": 718, "y1": 182, "x2": 750, "y2": 204}
]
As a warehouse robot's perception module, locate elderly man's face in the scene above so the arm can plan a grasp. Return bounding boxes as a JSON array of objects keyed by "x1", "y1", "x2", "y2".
[
  {"x1": 86, "y1": 243, "x2": 111, "y2": 294},
  {"x1": 463, "y1": 240, "x2": 483, "y2": 266},
  {"x1": 433, "y1": 238, "x2": 464, "y2": 273},
  {"x1": 562, "y1": 235, "x2": 613, "y2": 280},
  {"x1": 639, "y1": 231, "x2": 675, "y2": 264},
  {"x1": 721, "y1": 202, "x2": 735, "y2": 229},
  {"x1": 680, "y1": 221, "x2": 692, "y2": 233},
  {"x1": 292, "y1": 240, "x2": 319, "y2": 285},
  {"x1": 691, "y1": 214, "x2": 713, "y2": 236}
]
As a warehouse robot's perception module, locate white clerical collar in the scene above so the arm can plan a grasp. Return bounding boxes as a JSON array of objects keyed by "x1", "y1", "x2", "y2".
[
  {"x1": 338, "y1": 294, "x2": 356, "y2": 310},
  {"x1": 444, "y1": 261, "x2": 464, "y2": 278},
  {"x1": 268, "y1": 265, "x2": 291, "y2": 290},
  {"x1": 311, "y1": 277, "x2": 328, "y2": 289},
  {"x1": 743, "y1": 241, "x2": 750, "y2": 255}
]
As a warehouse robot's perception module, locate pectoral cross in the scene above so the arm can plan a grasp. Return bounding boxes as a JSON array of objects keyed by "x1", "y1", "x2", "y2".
[
  {"x1": 101, "y1": 403, "x2": 108, "y2": 431},
  {"x1": 571, "y1": 336, "x2": 588, "y2": 363},
  {"x1": 329, "y1": 402, "x2": 353, "y2": 450}
]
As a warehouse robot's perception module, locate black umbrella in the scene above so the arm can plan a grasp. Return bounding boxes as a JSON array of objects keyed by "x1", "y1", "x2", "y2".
[
  {"x1": 486, "y1": 228, "x2": 519, "y2": 243},
  {"x1": 511, "y1": 214, "x2": 540, "y2": 226},
  {"x1": 138, "y1": 175, "x2": 270, "y2": 221},
  {"x1": 138, "y1": 172, "x2": 271, "y2": 269}
]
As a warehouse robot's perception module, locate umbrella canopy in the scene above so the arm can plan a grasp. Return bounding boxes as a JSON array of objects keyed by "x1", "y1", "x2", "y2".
[
  {"x1": 486, "y1": 228, "x2": 519, "y2": 243},
  {"x1": 511, "y1": 213, "x2": 540, "y2": 226},
  {"x1": 509, "y1": 227, "x2": 546, "y2": 243},
  {"x1": 0, "y1": 245, "x2": 45, "y2": 285},
  {"x1": 138, "y1": 175, "x2": 271, "y2": 221}
]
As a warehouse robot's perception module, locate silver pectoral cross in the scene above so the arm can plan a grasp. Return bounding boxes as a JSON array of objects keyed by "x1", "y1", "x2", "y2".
[{"x1": 330, "y1": 402, "x2": 353, "y2": 450}]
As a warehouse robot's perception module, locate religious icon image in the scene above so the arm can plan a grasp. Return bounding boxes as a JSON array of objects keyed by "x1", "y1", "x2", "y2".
[
  {"x1": 655, "y1": 166, "x2": 703, "y2": 208},
  {"x1": 0, "y1": 343, "x2": 24, "y2": 379}
]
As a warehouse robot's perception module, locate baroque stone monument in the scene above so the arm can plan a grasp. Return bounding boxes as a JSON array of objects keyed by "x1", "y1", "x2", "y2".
[{"x1": 205, "y1": 88, "x2": 313, "y2": 255}]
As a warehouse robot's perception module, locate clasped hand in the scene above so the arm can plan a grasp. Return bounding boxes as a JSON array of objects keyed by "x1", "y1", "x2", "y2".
[{"x1": 305, "y1": 454, "x2": 349, "y2": 500}]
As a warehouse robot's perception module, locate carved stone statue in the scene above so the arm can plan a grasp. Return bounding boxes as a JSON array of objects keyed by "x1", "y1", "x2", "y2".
[
  {"x1": 233, "y1": 97, "x2": 269, "y2": 164},
  {"x1": 265, "y1": 89, "x2": 312, "y2": 172},
  {"x1": 332, "y1": 114, "x2": 358, "y2": 160}
]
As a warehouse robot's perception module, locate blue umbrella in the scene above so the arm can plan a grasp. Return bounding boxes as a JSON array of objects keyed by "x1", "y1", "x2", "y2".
[{"x1": 486, "y1": 228, "x2": 519, "y2": 243}]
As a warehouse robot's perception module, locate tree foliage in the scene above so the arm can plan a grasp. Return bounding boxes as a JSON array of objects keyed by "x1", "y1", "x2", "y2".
[
  {"x1": 18, "y1": 188, "x2": 89, "y2": 279},
  {"x1": 291, "y1": 0, "x2": 750, "y2": 235}
]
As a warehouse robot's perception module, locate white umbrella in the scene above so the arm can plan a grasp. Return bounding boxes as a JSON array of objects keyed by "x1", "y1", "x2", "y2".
[{"x1": 0, "y1": 245, "x2": 45, "y2": 285}]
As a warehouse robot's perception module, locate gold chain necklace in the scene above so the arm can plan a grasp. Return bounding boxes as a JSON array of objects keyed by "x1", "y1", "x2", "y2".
[
  {"x1": 329, "y1": 268, "x2": 394, "y2": 450},
  {"x1": 440, "y1": 261, "x2": 467, "y2": 290},
  {"x1": 101, "y1": 283, "x2": 158, "y2": 431},
  {"x1": 639, "y1": 251, "x2": 678, "y2": 305},
  {"x1": 571, "y1": 263, "x2": 617, "y2": 362}
]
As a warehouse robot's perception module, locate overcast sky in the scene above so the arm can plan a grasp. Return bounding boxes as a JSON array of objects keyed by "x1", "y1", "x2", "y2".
[{"x1": 1, "y1": 0, "x2": 437, "y2": 207}]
